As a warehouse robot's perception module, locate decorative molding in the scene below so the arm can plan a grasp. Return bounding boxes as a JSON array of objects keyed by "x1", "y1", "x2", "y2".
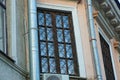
[
  {"x1": 97, "y1": 12, "x2": 115, "y2": 38},
  {"x1": 93, "y1": 11, "x2": 99, "y2": 19},
  {"x1": 112, "y1": 39, "x2": 120, "y2": 48},
  {"x1": 94, "y1": 0, "x2": 120, "y2": 39}
]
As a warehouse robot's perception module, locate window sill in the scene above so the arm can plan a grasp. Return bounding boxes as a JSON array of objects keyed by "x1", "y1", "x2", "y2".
[
  {"x1": 0, "y1": 50, "x2": 28, "y2": 77},
  {"x1": 0, "y1": 50, "x2": 15, "y2": 63}
]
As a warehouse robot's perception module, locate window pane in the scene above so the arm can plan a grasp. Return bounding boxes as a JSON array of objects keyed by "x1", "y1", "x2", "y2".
[
  {"x1": 58, "y1": 44, "x2": 65, "y2": 58},
  {"x1": 56, "y1": 15, "x2": 62, "y2": 28},
  {"x1": 39, "y1": 27, "x2": 46, "y2": 40},
  {"x1": 63, "y1": 16, "x2": 69, "y2": 28},
  {"x1": 48, "y1": 43, "x2": 54, "y2": 57},
  {"x1": 0, "y1": 0, "x2": 5, "y2": 5},
  {"x1": 41, "y1": 58, "x2": 48, "y2": 72},
  {"x1": 68, "y1": 60, "x2": 75, "y2": 74},
  {"x1": 47, "y1": 28, "x2": 53, "y2": 41},
  {"x1": 38, "y1": 13, "x2": 44, "y2": 26},
  {"x1": 46, "y1": 14, "x2": 52, "y2": 26},
  {"x1": 0, "y1": 6, "x2": 4, "y2": 51},
  {"x1": 66, "y1": 44, "x2": 73, "y2": 58},
  {"x1": 40, "y1": 42, "x2": 47, "y2": 56},
  {"x1": 64, "y1": 30, "x2": 71, "y2": 43},
  {"x1": 57, "y1": 29, "x2": 63, "y2": 42},
  {"x1": 49, "y1": 58, "x2": 56, "y2": 73},
  {"x1": 60, "y1": 59, "x2": 67, "y2": 74}
]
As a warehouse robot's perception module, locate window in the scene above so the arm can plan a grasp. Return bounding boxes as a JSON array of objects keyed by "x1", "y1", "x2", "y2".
[
  {"x1": 37, "y1": 8, "x2": 79, "y2": 76},
  {"x1": 115, "y1": 0, "x2": 120, "y2": 9},
  {"x1": 0, "y1": 0, "x2": 7, "y2": 53},
  {"x1": 99, "y1": 34, "x2": 115, "y2": 80}
]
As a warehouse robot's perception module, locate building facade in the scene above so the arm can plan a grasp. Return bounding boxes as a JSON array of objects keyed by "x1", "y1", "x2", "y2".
[{"x1": 0, "y1": 0, "x2": 120, "y2": 80}]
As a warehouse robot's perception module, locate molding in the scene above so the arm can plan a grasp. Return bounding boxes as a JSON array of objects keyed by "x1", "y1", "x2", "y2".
[
  {"x1": 94, "y1": 0, "x2": 120, "y2": 39},
  {"x1": 108, "y1": 0, "x2": 120, "y2": 22},
  {"x1": 11, "y1": 0, "x2": 17, "y2": 63},
  {"x1": 0, "y1": 52, "x2": 28, "y2": 77},
  {"x1": 97, "y1": 12, "x2": 115, "y2": 38},
  {"x1": 37, "y1": 2, "x2": 87, "y2": 78}
]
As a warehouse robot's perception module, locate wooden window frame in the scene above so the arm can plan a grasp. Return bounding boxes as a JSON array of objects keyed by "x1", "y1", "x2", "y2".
[{"x1": 37, "y1": 8, "x2": 79, "y2": 76}]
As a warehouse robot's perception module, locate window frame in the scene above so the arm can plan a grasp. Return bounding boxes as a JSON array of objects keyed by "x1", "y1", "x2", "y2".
[
  {"x1": 37, "y1": 3, "x2": 86, "y2": 78},
  {"x1": 98, "y1": 27, "x2": 117, "y2": 80},
  {"x1": 37, "y1": 8, "x2": 79, "y2": 76}
]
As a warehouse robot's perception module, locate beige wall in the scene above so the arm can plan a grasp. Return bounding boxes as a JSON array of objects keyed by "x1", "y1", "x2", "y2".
[{"x1": 111, "y1": 39, "x2": 120, "y2": 80}]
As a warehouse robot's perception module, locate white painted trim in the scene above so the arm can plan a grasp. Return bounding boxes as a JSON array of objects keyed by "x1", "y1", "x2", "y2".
[
  {"x1": 98, "y1": 13, "x2": 115, "y2": 37},
  {"x1": 98, "y1": 27, "x2": 117, "y2": 80},
  {"x1": 11, "y1": 0, "x2": 17, "y2": 63},
  {"x1": 37, "y1": 3, "x2": 86, "y2": 78}
]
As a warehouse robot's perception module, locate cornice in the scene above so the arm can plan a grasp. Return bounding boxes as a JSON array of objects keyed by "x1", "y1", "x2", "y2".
[{"x1": 93, "y1": 0, "x2": 120, "y2": 40}]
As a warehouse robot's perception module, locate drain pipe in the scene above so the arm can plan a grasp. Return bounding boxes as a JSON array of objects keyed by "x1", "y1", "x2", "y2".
[
  {"x1": 28, "y1": 0, "x2": 40, "y2": 80},
  {"x1": 87, "y1": 0, "x2": 102, "y2": 80}
]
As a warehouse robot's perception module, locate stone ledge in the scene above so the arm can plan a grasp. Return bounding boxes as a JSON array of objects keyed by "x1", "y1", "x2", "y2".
[{"x1": 0, "y1": 51, "x2": 28, "y2": 77}]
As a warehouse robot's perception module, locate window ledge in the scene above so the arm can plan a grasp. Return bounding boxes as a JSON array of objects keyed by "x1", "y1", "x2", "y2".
[
  {"x1": 0, "y1": 50, "x2": 15, "y2": 63},
  {"x1": 0, "y1": 51, "x2": 28, "y2": 77}
]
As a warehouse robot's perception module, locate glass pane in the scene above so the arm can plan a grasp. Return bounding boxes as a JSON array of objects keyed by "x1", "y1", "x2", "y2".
[
  {"x1": 48, "y1": 43, "x2": 54, "y2": 57},
  {"x1": 38, "y1": 13, "x2": 44, "y2": 26},
  {"x1": 49, "y1": 58, "x2": 56, "y2": 73},
  {"x1": 57, "y1": 29, "x2": 63, "y2": 42},
  {"x1": 47, "y1": 28, "x2": 53, "y2": 41},
  {"x1": 58, "y1": 44, "x2": 65, "y2": 58},
  {"x1": 0, "y1": 0, "x2": 5, "y2": 4},
  {"x1": 46, "y1": 14, "x2": 52, "y2": 26},
  {"x1": 68, "y1": 60, "x2": 75, "y2": 74},
  {"x1": 40, "y1": 42, "x2": 47, "y2": 56},
  {"x1": 63, "y1": 16, "x2": 69, "y2": 28},
  {"x1": 60, "y1": 59, "x2": 67, "y2": 74},
  {"x1": 41, "y1": 58, "x2": 48, "y2": 72},
  {"x1": 0, "y1": 6, "x2": 4, "y2": 51},
  {"x1": 66, "y1": 44, "x2": 73, "y2": 58},
  {"x1": 56, "y1": 15, "x2": 62, "y2": 28},
  {"x1": 0, "y1": 39, "x2": 3, "y2": 51},
  {"x1": 64, "y1": 30, "x2": 71, "y2": 43},
  {"x1": 39, "y1": 27, "x2": 46, "y2": 40}
]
